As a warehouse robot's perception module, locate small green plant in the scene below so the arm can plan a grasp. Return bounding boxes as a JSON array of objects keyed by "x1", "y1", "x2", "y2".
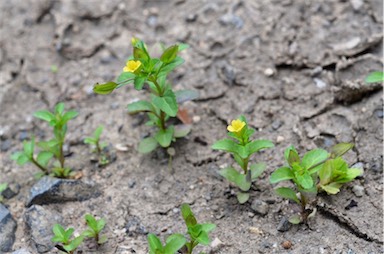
[
  {"x1": 93, "y1": 38, "x2": 198, "y2": 156},
  {"x1": 84, "y1": 126, "x2": 109, "y2": 166},
  {"x1": 52, "y1": 224, "x2": 84, "y2": 254},
  {"x1": 365, "y1": 71, "x2": 384, "y2": 83},
  {"x1": 83, "y1": 214, "x2": 107, "y2": 245},
  {"x1": 212, "y1": 116, "x2": 274, "y2": 203},
  {"x1": 148, "y1": 233, "x2": 186, "y2": 254},
  {"x1": 270, "y1": 143, "x2": 362, "y2": 224},
  {"x1": 147, "y1": 203, "x2": 215, "y2": 254},
  {"x1": 11, "y1": 103, "x2": 78, "y2": 178},
  {"x1": 0, "y1": 183, "x2": 7, "y2": 202}
]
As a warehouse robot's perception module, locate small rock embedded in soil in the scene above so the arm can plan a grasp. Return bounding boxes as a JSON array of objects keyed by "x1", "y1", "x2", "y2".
[
  {"x1": 0, "y1": 204, "x2": 17, "y2": 252},
  {"x1": 25, "y1": 205, "x2": 63, "y2": 253},
  {"x1": 125, "y1": 216, "x2": 148, "y2": 236},
  {"x1": 352, "y1": 185, "x2": 365, "y2": 197},
  {"x1": 282, "y1": 240, "x2": 292, "y2": 249},
  {"x1": 251, "y1": 199, "x2": 269, "y2": 216},
  {"x1": 277, "y1": 217, "x2": 291, "y2": 232},
  {"x1": 2, "y1": 182, "x2": 20, "y2": 199},
  {"x1": 27, "y1": 176, "x2": 101, "y2": 207}
]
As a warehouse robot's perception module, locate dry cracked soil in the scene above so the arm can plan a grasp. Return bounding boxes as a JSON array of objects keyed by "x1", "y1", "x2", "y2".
[{"x1": 0, "y1": 0, "x2": 383, "y2": 253}]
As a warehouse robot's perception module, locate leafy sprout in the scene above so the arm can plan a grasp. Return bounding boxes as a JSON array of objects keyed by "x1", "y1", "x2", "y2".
[
  {"x1": 52, "y1": 224, "x2": 84, "y2": 254},
  {"x1": 84, "y1": 126, "x2": 109, "y2": 166},
  {"x1": 83, "y1": 214, "x2": 107, "y2": 245}
]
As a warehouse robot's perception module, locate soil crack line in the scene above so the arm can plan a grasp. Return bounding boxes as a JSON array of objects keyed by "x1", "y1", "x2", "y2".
[{"x1": 317, "y1": 201, "x2": 383, "y2": 245}]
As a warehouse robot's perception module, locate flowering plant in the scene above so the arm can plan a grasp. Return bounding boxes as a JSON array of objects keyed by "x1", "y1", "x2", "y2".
[
  {"x1": 93, "y1": 39, "x2": 198, "y2": 156},
  {"x1": 212, "y1": 116, "x2": 274, "y2": 203}
]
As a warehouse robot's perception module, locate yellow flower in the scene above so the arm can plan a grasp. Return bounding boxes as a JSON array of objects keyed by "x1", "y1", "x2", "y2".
[
  {"x1": 123, "y1": 60, "x2": 141, "y2": 73},
  {"x1": 227, "y1": 119, "x2": 246, "y2": 133}
]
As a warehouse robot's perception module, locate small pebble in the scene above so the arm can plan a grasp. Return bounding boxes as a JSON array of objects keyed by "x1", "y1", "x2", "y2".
[
  {"x1": 352, "y1": 185, "x2": 364, "y2": 197},
  {"x1": 115, "y1": 144, "x2": 129, "y2": 152},
  {"x1": 251, "y1": 199, "x2": 269, "y2": 216},
  {"x1": 249, "y1": 227, "x2": 263, "y2": 235},
  {"x1": 277, "y1": 217, "x2": 291, "y2": 232},
  {"x1": 193, "y1": 115, "x2": 201, "y2": 123},
  {"x1": 210, "y1": 237, "x2": 223, "y2": 248},
  {"x1": 276, "y1": 136, "x2": 285, "y2": 143},
  {"x1": 264, "y1": 68, "x2": 275, "y2": 77},
  {"x1": 282, "y1": 240, "x2": 292, "y2": 249}
]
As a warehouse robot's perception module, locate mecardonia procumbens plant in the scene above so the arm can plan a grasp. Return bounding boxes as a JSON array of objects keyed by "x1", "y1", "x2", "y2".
[
  {"x1": 93, "y1": 38, "x2": 198, "y2": 156},
  {"x1": 212, "y1": 116, "x2": 274, "y2": 203},
  {"x1": 270, "y1": 143, "x2": 362, "y2": 224},
  {"x1": 11, "y1": 103, "x2": 78, "y2": 178}
]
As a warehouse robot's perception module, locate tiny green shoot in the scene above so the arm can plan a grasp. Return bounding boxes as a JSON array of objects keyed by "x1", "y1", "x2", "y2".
[
  {"x1": 0, "y1": 183, "x2": 7, "y2": 202},
  {"x1": 11, "y1": 103, "x2": 78, "y2": 178},
  {"x1": 365, "y1": 71, "x2": 384, "y2": 83},
  {"x1": 84, "y1": 126, "x2": 109, "y2": 166},
  {"x1": 148, "y1": 233, "x2": 186, "y2": 254},
  {"x1": 52, "y1": 224, "x2": 84, "y2": 254},
  {"x1": 83, "y1": 214, "x2": 107, "y2": 245},
  {"x1": 212, "y1": 116, "x2": 274, "y2": 203}
]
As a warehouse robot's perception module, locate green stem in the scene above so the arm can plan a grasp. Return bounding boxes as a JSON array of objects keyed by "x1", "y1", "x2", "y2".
[
  {"x1": 306, "y1": 158, "x2": 329, "y2": 172},
  {"x1": 31, "y1": 157, "x2": 49, "y2": 175}
]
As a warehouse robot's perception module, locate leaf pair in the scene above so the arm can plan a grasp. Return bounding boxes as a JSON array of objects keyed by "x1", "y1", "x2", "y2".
[
  {"x1": 83, "y1": 214, "x2": 107, "y2": 244},
  {"x1": 212, "y1": 139, "x2": 274, "y2": 160},
  {"x1": 148, "y1": 234, "x2": 186, "y2": 254},
  {"x1": 52, "y1": 224, "x2": 84, "y2": 254}
]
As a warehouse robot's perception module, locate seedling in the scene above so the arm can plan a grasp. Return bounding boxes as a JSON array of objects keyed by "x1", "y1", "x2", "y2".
[
  {"x1": 84, "y1": 126, "x2": 109, "y2": 166},
  {"x1": 212, "y1": 116, "x2": 274, "y2": 203},
  {"x1": 11, "y1": 103, "x2": 78, "y2": 178},
  {"x1": 270, "y1": 143, "x2": 362, "y2": 224},
  {"x1": 0, "y1": 183, "x2": 7, "y2": 202},
  {"x1": 365, "y1": 71, "x2": 384, "y2": 83},
  {"x1": 147, "y1": 203, "x2": 215, "y2": 254},
  {"x1": 52, "y1": 224, "x2": 84, "y2": 254},
  {"x1": 83, "y1": 214, "x2": 107, "y2": 245},
  {"x1": 93, "y1": 38, "x2": 198, "y2": 156},
  {"x1": 148, "y1": 233, "x2": 186, "y2": 254}
]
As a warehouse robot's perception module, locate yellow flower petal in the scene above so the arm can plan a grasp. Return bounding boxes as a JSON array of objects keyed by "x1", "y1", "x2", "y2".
[
  {"x1": 123, "y1": 60, "x2": 141, "y2": 73},
  {"x1": 227, "y1": 119, "x2": 246, "y2": 133}
]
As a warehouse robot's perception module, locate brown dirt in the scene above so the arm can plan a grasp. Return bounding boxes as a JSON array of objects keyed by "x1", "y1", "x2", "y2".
[{"x1": 0, "y1": 0, "x2": 383, "y2": 253}]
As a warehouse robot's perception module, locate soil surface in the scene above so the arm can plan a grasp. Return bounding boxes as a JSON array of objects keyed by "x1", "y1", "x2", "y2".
[{"x1": 0, "y1": 0, "x2": 383, "y2": 253}]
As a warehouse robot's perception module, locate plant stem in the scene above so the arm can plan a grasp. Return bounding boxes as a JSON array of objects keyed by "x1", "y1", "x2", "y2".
[
  {"x1": 31, "y1": 157, "x2": 49, "y2": 175},
  {"x1": 307, "y1": 158, "x2": 328, "y2": 172}
]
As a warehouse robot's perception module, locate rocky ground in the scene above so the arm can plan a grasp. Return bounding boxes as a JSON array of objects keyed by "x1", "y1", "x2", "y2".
[{"x1": 0, "y1": 0, "x2": 383, "y2": 253}]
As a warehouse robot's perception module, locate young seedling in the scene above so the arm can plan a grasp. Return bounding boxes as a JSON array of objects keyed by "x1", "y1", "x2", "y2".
[
  {"x1": 52, "y1": 224, "x2": 84, "y2": 254},
  {"x1": 84, "y1": 126, "x2": 109, "y2": 166},
  {"x1": 83, "y1": 214, "x2": 107, "y2": 245},
  {"x1": 0, "y1": 183, "x2": 7, "y2": 202},
  {"x1": 270, "y1": 143, "x2": 362, "y2": 224},
  {"x1": 147, "y1": 233, "x2": 186, "y2": 254},
  {"x1": 93, "y1": 38, "x2": 198, "y2": 157},
  {"x1": 11, "y1": 103, "x2": 78, "y2": 178},
  {"x1": 212, "y1": 116, "x2": 274, "y2": 203},
  {"x1": 180, "y1": 203, "x2": 216, "y2": 254},
  {"x1": 147, "y1": 204, "x2": 215, "y2": 254}
]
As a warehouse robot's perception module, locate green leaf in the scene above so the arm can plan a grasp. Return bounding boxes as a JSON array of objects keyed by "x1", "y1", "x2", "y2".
[
  {"x1": 318, "y1": 160, "x2": 332, "y2": 185},
  {"x1": 55, "y1": 103, "x2": 65, "y2": 114},
  {"x1": 275, "y1": 187, "x2": 300, "y2": 204},
  {"x1": 250, "y1": 163, "x2": 266, "y2": 180},
  {"x1": 181, "y1": 203, "x2": 197, "y2": 227},
  {"x1": 52, "y1": 224, "x2": 67, "y2": 242},
  {"x1": 245, "y1": 140, "x2": 274, "y2": 156},
  {"x1": 320, "y1": 183, "x2": 341, "y2": 194},
  {"x1": 237, "y1": 192, "x2": 250, "y2": 204},
  {"x1": 138, "y1": 137, "x2": 158, "y2": 154},
  {"x1": 270, "y1": 167, "x2": 294, "y2": 183},
  {"x1": 0, "y1": 183, "x2": 7, "y2": 193},
  {"x1": 212, "y1": 139, "x2": 246, "y2": 158},
  {"x1": 287, "y1": 150, "x2": 300, "y2": 166},
  {"x1": 117, "y1": 71, "x2": 135, "y2": 83},
  {"x1": 337, "y1": 168, "x2": 363, "y2": 183},
  {"x1": 17, "y1": 154, "x2": 30, "y2": 165},
  {"x1": 93, "y1": 82, "x2": 118, "y2": 95},
  {"x1": 200, "y1": 223, "x2": 216, "y2": 233},
  {"x1": 330, "y1": 143, "x2": 354, "y2": 158},
  {"x1": 158, "y1": 57, "x2": 184, "y2": 76},
  {"x1": 174, "y1": 90, "x2": 199, "y2": 103},
  {"x1": 154, "y1": 126, "x2": 174, "y2": 148},
  {"x1": 365, "y1": 71, "x2": 384, "y2": 83},
  {"x1": 160, "y1": 45, "x2": 178, "y2": 64},
  {"x1": 301, "y1": 149, "x2": 329, "y2": 172},
  {"x1": 82, "y1": 229, "x2": 96, "y2": 238},
  {"x1": 23, "y1": 140, "x2": 34, "y2": 157},
  {"x1": 177, "y1": 43, "x2": 189, "y2": 51},
  {"x1": 173, "y1": 124, "x2": 191, "y2": 138},
  {"x1": 219, "y1": 167, "x2": 251, "y2": 191},
  {"x1": 195, "y1": 230, "x2": 210, "y2": 245},
  {"x1": 33, "y1": 110, "x2": 55, "y2": 122},
  {"x1": 288, "y1": 214, "x2": 302, "y2": 224},
  {"x1": 148, "y1": 234, "x2": 164, "y2": 253},
  {"x1": 64, "y1": 235, "x2": 84, "y2": 252},
  {"x1": 127, "y1": 100, "x2": 153, "y2": 114},
  {"x1": 85, "y1": 214, "x2": 97, "y2": 230},
  {"x1": 164, "y1": 234, "x2": 186, "y2": 254},
  {"x1": 133, "y1": 47, "x2": 149, "y2": 60},
  {"x1": 134, "y1": 76, "x2": 146, "y2": 90},
  {"x1": 62, "y1": 111, "x2": 78, "y2": 122},
  {"x1": 152, "y1": 90, "x2": 178, "y2": 117},
  {"x1": 93, "y1": 126, "x2": 103, "y2": 140},
  {"x1": 36, "y1": 151, "x2": 53, "y2": 167},
  {"x1": 96, "y1": 219, "x2": 106, "y2": 232},
  {"x1": 284, "y1": 146, "x2": 298, "y2": 161},
  {"x1": 296, "y1": 172, "x2": 314, "y2": 189}
]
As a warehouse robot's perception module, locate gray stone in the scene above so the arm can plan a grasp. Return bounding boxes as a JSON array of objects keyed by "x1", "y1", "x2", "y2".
[
  {"x1": 271, "y1": 120, "x2": 283, "y2": 130},
  {"x1": 27, "y1": 176, "x2": 101, "y2": 207},
  {"x1": 250, "y1": 199, "x2": 269, "y2": 216},
  {"x1": 12, "y1": 248, "x2": 33, "y2": 254},
  {"x1": 2, "y1": 183, "x2": 20, "y2": 199},
  {"x1": 277, "y1": 217, "x2": 291, "y2": 232},
  {"x1": 0, "y1": 204, "x2": 17, "y2": 252},
  {"x1": 125, "y1": 216, "x2": 148, "y2": 236},
  {"x1": 352, "y1": 185, "x2": 364, "y2": 197},
  {"x1": 25, "y1": 205, "x2": 63, "y2": 253}
]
